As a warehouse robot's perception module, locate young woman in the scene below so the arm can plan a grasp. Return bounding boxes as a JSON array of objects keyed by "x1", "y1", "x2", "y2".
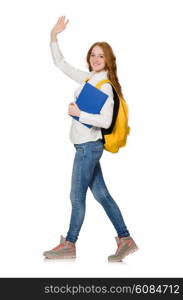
[{"x1": 43, "y1": 16, "x2": 139, "y2": 262}]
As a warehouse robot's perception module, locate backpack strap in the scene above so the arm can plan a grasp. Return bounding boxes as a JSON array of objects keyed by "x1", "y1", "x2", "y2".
[
  {"x1": 83, "y1": 78, "x2": 114, "y2": 90},
  {"x1": 83, "y1": 77, "x2": 90, "y2": 83},
  {"x1": 95, "y1": 79, "x2": 120, "y2": 135},
  {"x1": 95, "y1": 79, "x2": 113, "y2": 89}
]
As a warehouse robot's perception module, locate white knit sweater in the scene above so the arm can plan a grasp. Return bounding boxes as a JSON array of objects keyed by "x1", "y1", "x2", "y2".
[{"x1": 50, "y1": 41, "x2": 114, "y2": 144}]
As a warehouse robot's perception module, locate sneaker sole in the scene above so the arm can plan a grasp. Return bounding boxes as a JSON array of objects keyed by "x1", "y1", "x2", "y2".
[
  {"x1": 108, "y1": 246, "x2": 139, "y2": 262},
  {"x1": 44, "y1": 255, "x2": 76, "y2": 259}
]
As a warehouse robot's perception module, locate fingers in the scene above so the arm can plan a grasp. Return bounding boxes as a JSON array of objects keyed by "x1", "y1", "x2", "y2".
[
  {"x1": 57, "y1": 15, "x2": 69, "y2": 25},
  {"x1": 57, "y1": 16, "x2": 62, "y2": 23},
  {"x1": 68, "y1": 103, "x2": 73, "y2": 115},
  {"x1": 58, "y1": 16, "x2": 65, "y2": 22}
]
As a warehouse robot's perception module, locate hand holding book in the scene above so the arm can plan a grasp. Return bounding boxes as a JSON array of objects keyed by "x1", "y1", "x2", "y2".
[
  {"x1": 68, "y1": 82, "x2": 108, "y2": 128},
  {"x1": 68, "y1": 102, "x2": 81, "y2": 117}
]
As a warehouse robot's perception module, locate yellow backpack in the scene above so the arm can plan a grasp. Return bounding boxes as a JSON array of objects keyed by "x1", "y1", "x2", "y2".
[{"x1": 84, "y1": 78, "x2": 130, "y2": 153}]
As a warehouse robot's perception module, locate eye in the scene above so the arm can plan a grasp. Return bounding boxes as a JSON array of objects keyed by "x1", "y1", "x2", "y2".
[{"x1": 90, "y1": 54, "x2": 104, "y2": 58}]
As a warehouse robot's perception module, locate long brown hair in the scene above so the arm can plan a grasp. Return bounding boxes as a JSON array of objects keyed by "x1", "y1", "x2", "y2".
[{"x1": 86, "y1": 42, "x2": 123, "y2": 98}]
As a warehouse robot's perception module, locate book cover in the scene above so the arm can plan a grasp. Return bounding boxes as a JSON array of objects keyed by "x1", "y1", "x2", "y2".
[{"x1": 72, "y1": 82, "x2": 108, "y2": 128}]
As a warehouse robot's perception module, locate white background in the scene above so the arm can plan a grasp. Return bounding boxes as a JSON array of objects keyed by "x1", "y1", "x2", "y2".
[{"x1": 0, "y1": 0, "x2": 183, "y2": 277}]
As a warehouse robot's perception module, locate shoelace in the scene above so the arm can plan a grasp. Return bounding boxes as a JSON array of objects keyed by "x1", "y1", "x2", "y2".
[
  {"x1": 53, "y1": 243, "x2": 65, "y2": 251},
  {"x1": 117, "y1": 239, "x2": 133, "y2": 249},
  {"x1": 116, "y1": 238, "x2": 133, "y2": 254}
]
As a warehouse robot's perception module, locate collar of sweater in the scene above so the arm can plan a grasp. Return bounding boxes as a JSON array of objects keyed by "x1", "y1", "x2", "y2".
[{"x1": 90, "y1": 70, "x2": 108, "y2": 80}]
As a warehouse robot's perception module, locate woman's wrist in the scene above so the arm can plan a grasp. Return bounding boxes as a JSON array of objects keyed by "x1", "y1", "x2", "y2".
[{"x1": 50, "y1": 31, "x2": 58, "y2": 42}]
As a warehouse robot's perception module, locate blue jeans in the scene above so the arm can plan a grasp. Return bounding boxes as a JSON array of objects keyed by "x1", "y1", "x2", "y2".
[{"x1": 66, "y1": 139, "x2": 130, "y2": 243}]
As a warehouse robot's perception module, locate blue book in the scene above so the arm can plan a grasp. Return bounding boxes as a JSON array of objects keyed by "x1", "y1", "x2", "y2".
[{"x1": 72, "y1": 82, "x2": 108, "y2": 128}]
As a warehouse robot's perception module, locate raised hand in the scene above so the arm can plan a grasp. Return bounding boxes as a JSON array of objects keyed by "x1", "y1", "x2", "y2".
[{"x1": 51, "y1": 16, "x2": 69, "y2": 35}]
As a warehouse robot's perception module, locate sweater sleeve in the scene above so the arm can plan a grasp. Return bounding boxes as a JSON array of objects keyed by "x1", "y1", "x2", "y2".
[
  {"x1": 50, "y1": 41, "x2": 91, "y2": 84},
  {"x1": 79, "y1": 83, "x2": 114, "y2": 129}
]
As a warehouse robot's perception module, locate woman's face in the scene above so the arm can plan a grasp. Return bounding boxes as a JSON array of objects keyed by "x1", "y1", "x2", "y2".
[{"x1": 89, "y1": 45, "x2": 106, "y2": 72}]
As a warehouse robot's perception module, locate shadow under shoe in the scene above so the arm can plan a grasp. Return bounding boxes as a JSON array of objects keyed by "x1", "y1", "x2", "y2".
[
  {"x1": 108, "y1": 236, "x2": 139, "y2": 262},
  {"x1": 43, "y1": 235, "x2": 76, "y2": 259}
]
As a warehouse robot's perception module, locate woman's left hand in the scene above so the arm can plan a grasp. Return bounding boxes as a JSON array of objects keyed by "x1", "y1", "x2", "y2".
[{"x1": 68, "y1": 102, "x2": 81, "y2": 117}]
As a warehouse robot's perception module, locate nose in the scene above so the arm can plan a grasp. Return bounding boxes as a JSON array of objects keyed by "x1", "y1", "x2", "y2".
[{"x1": 92, "y1": 56, "x2": 99, "y2": 62}]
